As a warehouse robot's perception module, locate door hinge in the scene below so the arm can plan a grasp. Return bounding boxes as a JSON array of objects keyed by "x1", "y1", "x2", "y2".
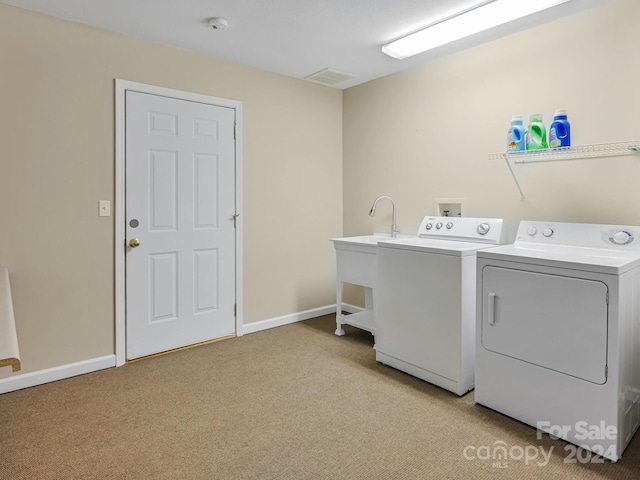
[
  {"x1": 605, "y1": 365, "x2": 608, "y2": 379},
  {"x1": 606, "y1": 291, "x2": 609, "y2": 305},
  {"x1": 234, "y1": 303, "x2": 237, "y2": 317},
  {"x1": 234, "y1": 122, "x2": 236, "y2": 140}
]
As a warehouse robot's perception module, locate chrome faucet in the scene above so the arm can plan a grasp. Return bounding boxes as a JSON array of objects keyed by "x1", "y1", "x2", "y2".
[{"x1": 369, "y1": 196, "x2": 399, "y2": 238}]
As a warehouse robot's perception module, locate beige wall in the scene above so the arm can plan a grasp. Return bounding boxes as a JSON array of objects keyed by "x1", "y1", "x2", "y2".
[
  {"x1": 343, "y1": 0, "x2": 640, "y2": 305},
  {"x1": 4, "y1": 0, "x2": 638, "y2": 377},
  {"x1": 0, "y1": 5, "x2": 343, "y2": 375},
  {"x1": 343, "y1": 0, "x2": 640, "y2": 239}
]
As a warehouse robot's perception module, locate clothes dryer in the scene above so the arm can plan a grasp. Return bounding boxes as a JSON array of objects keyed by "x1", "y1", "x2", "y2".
[{"x1": 476, "y1": 221, "x2": 640, "y2": 461}]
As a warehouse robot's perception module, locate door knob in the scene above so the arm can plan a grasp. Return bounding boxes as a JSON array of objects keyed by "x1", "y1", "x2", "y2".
[{"x1": 129, "y1": 238, "x2": 141, "y2": 248}]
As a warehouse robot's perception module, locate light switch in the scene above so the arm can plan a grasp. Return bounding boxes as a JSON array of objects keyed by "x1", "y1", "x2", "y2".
[{"x1": 99, "y1": 200, "x2": 111, "y2": 217}]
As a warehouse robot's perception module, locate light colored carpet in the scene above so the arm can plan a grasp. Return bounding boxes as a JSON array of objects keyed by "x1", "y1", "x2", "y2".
[{"x1": 1, "y1": 314, "x2": 638, "y2": 479}]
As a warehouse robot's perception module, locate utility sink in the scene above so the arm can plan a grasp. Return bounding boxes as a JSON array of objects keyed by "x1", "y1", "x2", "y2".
[
  {"x1": 331, "y1": 234, "x2": 407, "y2": 286},
  {"x1": 332, "y1": 234, "x2": 390, "y2": 246},
  {"x1": 331, "y1": 235, "x2": 391, "y2": 287},
  {"x1": 330, "y1": 234, "x2": 403, "y2": 337}
]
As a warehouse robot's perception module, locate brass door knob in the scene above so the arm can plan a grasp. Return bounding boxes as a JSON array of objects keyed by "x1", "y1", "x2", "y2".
[{"x1": 129, "y1": 238, "x2": 141, "y2": 248}]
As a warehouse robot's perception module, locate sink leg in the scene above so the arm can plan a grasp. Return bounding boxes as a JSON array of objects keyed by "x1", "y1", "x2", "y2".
[
  {"x1": 335, "y1": 281, "x2": 346, "y2": 336},
  {"x1": 335, "y1": 317, "x2": 346, "y2": 336}
]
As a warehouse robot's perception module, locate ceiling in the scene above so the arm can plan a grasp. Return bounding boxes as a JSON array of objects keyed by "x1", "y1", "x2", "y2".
[{"x1": 1, "y1": 0, "x2": 611, "y2": 89}]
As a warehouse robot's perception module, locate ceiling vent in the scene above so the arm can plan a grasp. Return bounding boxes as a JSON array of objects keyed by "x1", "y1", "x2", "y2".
[{"x1": 304, "y1": 68, "x2": 355, "y2": 86}]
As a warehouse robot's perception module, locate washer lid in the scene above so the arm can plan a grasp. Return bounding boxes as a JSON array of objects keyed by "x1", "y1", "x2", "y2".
[
  {"x1": 477, "y1": 243, "x2": 640, "y2": 274},
  {"x1": 378, "y1": 237, "x2": 499, "y2": 256}
]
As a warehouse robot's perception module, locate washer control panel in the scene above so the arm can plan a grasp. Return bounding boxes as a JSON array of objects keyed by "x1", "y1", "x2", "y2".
[
  {"x1": 517, "y1": 220, "x2": 640, "y2": 249},
  {"x1": 610, "y1": 230, "x2": 634, "y2": 245},
  {"x1": 418, "y1": 216, "x2": 507, "y2": 244}
]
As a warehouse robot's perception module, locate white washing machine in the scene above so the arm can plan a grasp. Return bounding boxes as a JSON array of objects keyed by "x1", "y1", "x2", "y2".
[
  {"x1": 375, "y1": 216, "x2": 507, "y2": 396},
  {"x1": 475, "y1": 220, "x2": 640, "y2": 461}
]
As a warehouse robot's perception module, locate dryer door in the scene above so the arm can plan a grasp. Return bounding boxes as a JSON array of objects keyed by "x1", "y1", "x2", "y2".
[{"x1": 481, "y1": 266, "x2": 608, "y2": 384}]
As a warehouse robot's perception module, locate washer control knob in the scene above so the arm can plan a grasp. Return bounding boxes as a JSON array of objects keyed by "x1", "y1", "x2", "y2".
[
  {"x1": 543, "y1": 228, "x2": 554, "y2": 238},
  {"x1": 477, "y1": 223, "x2": 490, "y2": 235},
  {"x1": 425, "y1": 223, "x2": 433, "y2": 230},
  {"x1": 446, "y1": 222, "x2": 454, "y2": 229},
  {"x1": 436, "y1": 222, "x2": 443, "y2": 229},
  {"x1": 611, "y1": 231, "x2": 632, "y2": 245},
  {"x1": 527, "y1": 226, "x2": 538, "y2": 237}
]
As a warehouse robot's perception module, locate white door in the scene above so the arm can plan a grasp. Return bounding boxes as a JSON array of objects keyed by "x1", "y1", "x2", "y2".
[
  {"x1": 125, "y1": 91, "x2": 236, "y2": 360},
  {"x1": 480, "y1": 266, "x2": 608, "y2": 384}
]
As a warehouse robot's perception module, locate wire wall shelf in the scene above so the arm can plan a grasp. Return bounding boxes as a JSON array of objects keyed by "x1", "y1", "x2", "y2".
[
  {"x1": 489, "y1": 141, "x2": 640, "y2": 202},
  {"x1": 488, "y1": 141, "x2": 640, "y2": 163}
]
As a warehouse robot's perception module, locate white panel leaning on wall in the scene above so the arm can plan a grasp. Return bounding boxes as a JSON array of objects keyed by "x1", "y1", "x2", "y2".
[{"x1": 0, "y1": 267, "x2": 21, "y2": 372}]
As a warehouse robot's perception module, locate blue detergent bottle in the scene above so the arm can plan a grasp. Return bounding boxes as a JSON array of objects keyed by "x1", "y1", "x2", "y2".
[
  {"x1": 525, "y1": 113, "x2": 548, "y2": 150},
  {"x1": 549, "y1": 109, "x2": 571, "y2": 148},
  {"x1": 507, "y1": 115, "x2": 526, "y2": 151}
]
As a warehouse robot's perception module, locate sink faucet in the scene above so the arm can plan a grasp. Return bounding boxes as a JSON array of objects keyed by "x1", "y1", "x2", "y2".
[{"x1": 369, "y1": 196, "x2": 399, "y2": 238}]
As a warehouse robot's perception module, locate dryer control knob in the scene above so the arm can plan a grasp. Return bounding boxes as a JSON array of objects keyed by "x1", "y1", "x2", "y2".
[
  {"x1": 436, "y1": 222, "x2": 443, "y2": 229},
  {"x1": 543, "y1": 228, "x2": 554, "y2": 237},
  {"x1": 446, "y1": 222, "x2": 454, "y2": 229},
  {"x1": 611, "y1": 231, "x2": 632, "y2": 245},
  {"x1": 477, "y1": 223, "x2": 490, "y2": 235},
  {"x1": 527, "y1": 226, "x2": 538, "y2": 236},
  {"x1": 425, "y1": 223, "x2": 433, "y2": 230}
]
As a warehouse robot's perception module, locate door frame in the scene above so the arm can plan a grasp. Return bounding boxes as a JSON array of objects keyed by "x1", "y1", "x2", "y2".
[{"x1": 114, "y1": 79, "x2": 244, "y2": 366}]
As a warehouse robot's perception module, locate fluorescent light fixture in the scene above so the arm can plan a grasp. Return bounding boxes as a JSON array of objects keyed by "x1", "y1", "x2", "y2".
[{"x1": 382, "y1": 0, "x2": 571, "y2": 59}]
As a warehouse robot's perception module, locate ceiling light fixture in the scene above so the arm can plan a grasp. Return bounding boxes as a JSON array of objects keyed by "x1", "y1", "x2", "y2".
[{"x1": 382, "y1": 0, "x2": 571, "y2": 59}]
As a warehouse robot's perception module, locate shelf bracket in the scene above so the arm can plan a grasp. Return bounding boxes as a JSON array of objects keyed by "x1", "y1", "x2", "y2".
[
  {"x1": 489, "y1": 141, "x2": 640, "y2": 201},
  {"x1": 503, "y1": 153, "x2": 525, "y2": 201}
]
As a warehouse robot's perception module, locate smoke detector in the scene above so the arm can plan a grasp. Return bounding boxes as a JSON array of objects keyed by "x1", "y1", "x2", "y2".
[{"x1": 207, "y1": 17, "x2": 228, "y2": 30}]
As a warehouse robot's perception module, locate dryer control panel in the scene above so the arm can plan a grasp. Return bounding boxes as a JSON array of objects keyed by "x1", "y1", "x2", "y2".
[
  {"x1": 516, "y1": 221, "x2": 640, "y2": 250},
  {"x1": 418, "y1": 216, "x2": 507, "y2": 244}
]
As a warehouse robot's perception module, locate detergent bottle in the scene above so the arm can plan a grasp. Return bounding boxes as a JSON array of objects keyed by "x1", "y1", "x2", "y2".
[
  {"x1": 525, "y1": 113, "x2": 548, "y2": 150},
  {"x1": 506, "y1": 115, "x2": 526, "y2": 152},
  {"x1": 549, "y1": 109, "x2": 571, "y2": 148}
]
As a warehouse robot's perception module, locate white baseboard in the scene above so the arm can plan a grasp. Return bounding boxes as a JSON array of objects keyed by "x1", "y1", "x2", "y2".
[
  {"x1": 242, "y1": 303, "x2": 366, "y2": 334},
  {"x1": 0, "y1": 304, "x2": 367, "y2": 394},
  {"x1": 243, "y1": 305, "x2": 339, "y2": 334},
  {"x1": 0, "y1": 355, "x2": 116, "y2": 395}
]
